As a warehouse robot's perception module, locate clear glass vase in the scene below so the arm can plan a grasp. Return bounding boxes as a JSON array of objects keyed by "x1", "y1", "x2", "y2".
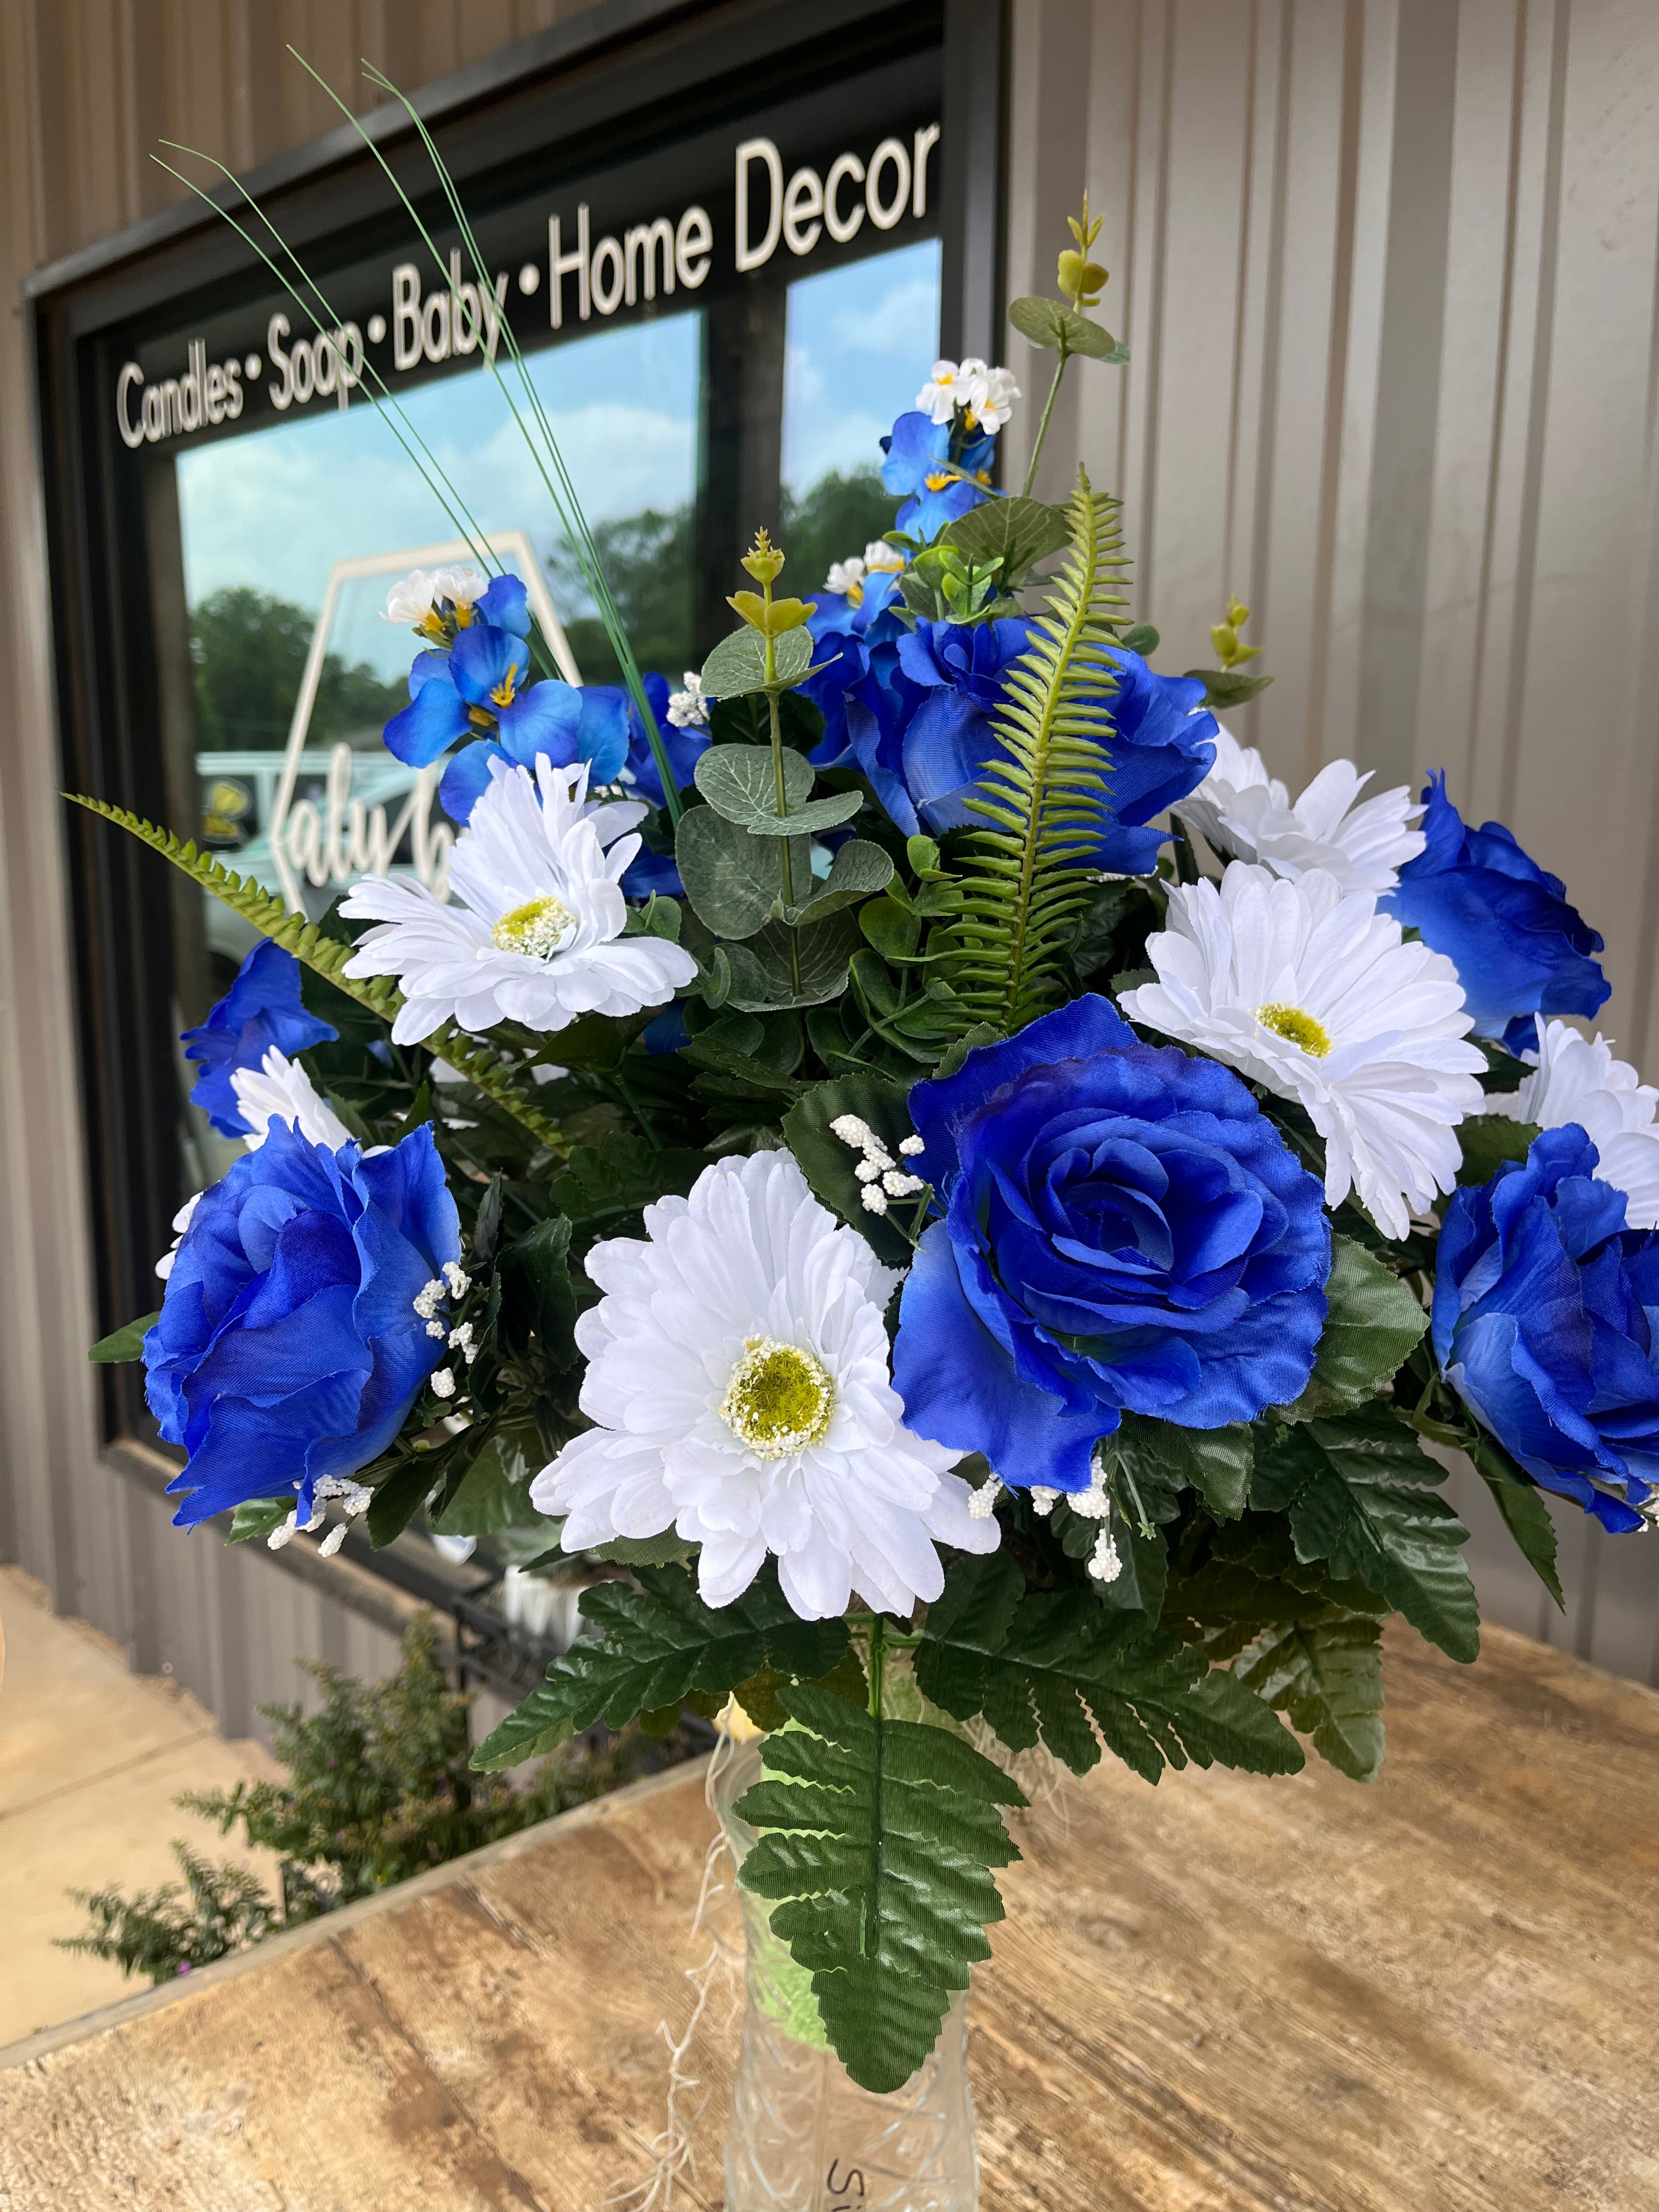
[{"x1": 713, "y1": 1740, "x2": 979, "y2": 2212}]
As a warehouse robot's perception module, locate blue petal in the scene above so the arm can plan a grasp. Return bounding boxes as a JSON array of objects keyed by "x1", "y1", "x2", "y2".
[
  {"x1": 473, "y1": 573, "x2": 531, "y2": 636},
  {"x1": 449, "y1": 623, "x2": 531, "y2": 710},
  {"x1": 439, "y1": 741, "x2": 509, "y2": 822},
  {"x1": 495, "y1": 680, "x2": 583, "y2": 768},
  {"x1": 383, "y1": 670, "x2": 471, "y2": 768}
]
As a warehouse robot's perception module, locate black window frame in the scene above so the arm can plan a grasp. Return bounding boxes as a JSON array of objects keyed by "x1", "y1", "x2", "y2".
[{"x1": 27, "y1": 0, "x2": 1008, "y2": 1482}]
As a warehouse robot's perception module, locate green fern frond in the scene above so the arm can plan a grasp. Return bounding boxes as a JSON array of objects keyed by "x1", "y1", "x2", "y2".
[
  {"x1": 67, "y1": 795, "x2": 566, "y2": 1154},
  {"x1": 943, "y1": 472, "x2": 1130, "y2": 1034}
]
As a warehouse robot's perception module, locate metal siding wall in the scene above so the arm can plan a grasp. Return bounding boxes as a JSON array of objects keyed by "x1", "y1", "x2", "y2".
[
  {"x1": 0, "y1": 1, "x2": 583, "y2": 1726},
  {"x1": 1006, "y1": 0, "x2": 1659, "y2": 1682}
]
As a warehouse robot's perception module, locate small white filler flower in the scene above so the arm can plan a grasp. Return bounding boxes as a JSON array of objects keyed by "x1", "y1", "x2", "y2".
[
  {"x1": 916, "y1": 357, "x2": 973, "y2": 424},
  {"x1": 531, "y1": 1150, "x2": 998, "y2": 1621},
  {"x1": 824, "y1": 554, "x2": 867, "y2": 600},
  {"x1": 1491, "y1": 1020, "x2": 1659, "y2": 1229},
  {"x1": 964, "y1": 363, "x2": 1020, "y2": 433},
  {"x1": 1175, "y1": 726, "x2": 1425, "y2": 895},
  {"x1": 1120, "y1": 863, "x2": 1486, "y2": 1239},
  {"x1": 666, "y1": 670, "x2": 709, "y2": 729},
  {"x1": 340, "y1": 757, "x2": 697, "y2": 1045}
]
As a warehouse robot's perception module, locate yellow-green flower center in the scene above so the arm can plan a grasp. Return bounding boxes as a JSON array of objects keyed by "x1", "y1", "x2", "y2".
[
  {"x1": 719, "y1": 1336, "x2": 835, "y2": 1460},
  {"x1": 1255, "y1": 1001, "x2": 1332, "y2": 1057},
  {"x1": 490, "y1": 893, "x2": 576, "y2": 960},
  {"x1": 489, "y1": 668, "x2": 519, "y2": 710}
]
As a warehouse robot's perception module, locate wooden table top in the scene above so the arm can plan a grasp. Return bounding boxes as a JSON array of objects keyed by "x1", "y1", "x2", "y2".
[{"x1": 2, "y1": 1622, "x2": 1656, "y2": 2211}]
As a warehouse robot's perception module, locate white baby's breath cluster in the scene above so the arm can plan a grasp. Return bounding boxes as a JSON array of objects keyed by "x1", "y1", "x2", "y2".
[
  {"x1": 915, "y1": 358, "x2": 1022, "y2": 434},
  {"x1": 829, "y1": 1113, "x2": 926, "y2": 1217},
  {"x1": 268, "y1": 1474, "x2": 374, "y2": 1558},
  {"x1": 1024, "y1": 1462, "x2": 1122, "y2": 1580},
  {"x1": 666, "y1": 670, "x2": 709, "y2": 729}
]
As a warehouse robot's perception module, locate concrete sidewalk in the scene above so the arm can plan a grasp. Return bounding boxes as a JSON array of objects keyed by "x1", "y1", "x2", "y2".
[{"x1": 0, "y1": 1566, "x2": 282, "y2": 2045}]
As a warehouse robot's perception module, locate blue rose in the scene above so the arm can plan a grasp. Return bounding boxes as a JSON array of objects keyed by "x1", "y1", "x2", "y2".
[
  {"x1": 893, "y1": 995, "x2": 1331, "y2": 1491},
  {"x1": 809, "y1": 568, "x2": 905, "y2": 644},
  {"x1": 1381, "y1": 772, "x2": 1608, "y2": 1052},
  {"x1": 1092, "y1": 650, "x2": 1218, "y2": 874},
  {"x1": 804, "y1": 633, "x2": 928, "y2": 836},
  {"x1": 182, "y1": 941, "x2": 337, "y2": 1139},
  {"x1": 879, "y1": 411, "x2": 995, "y2": 538},
  {"x1": 1433, "y1": 1124, "x2": 1657, "y2": 1533},
  {"x1": 145, "y1": 1121, "x2": 461, "y2": 1527},
  {"x1": 893, "y1": 618, "x2": 1033, "y2": 831}
]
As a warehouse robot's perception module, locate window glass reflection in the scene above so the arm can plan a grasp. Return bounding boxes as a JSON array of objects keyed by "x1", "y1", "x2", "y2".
[{"x1": 779, "y1": 238, "x2": 940, "y2": 592}]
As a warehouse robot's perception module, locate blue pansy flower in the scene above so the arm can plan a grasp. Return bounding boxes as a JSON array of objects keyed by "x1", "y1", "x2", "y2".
[
  {"x1": 893, "y1": 995, "x2": 1331, "y2": 1492},
  {"x1": 1092, "y1": 649, "x2": 1218, "y2": 873},
  {"x1": 144, "y1": 1121, "x2": 461, "y2": 1528},
  {"x1": 1434, "y1": 1124, "x2": 1659, "y2": 1532},
  {"x1": 382, "y1": 573, "x2": 629, "y2": 821},
  {"x1": 182, "y1": 941, "x2": 337, "y2": 1139},
  {"x1": 1381, "y1": 772, "x2": 1609, "y2": 1052},
  {"x1": 880, "y1": 411, "x2": 995, "y2": 538}
]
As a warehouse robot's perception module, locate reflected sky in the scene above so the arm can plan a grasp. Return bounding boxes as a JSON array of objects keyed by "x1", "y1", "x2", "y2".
[
  {"x1": 175, "y1": 311, "x2": 703, "y2": 670},
  {"x1": 781, "y1": 237, "x2": 940, "y2": 493}
]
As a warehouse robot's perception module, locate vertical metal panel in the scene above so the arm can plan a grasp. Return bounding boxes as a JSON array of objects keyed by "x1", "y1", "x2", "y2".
[{"x1": 1006, "y1": 0, "x2": 1659, "y2": 1681}]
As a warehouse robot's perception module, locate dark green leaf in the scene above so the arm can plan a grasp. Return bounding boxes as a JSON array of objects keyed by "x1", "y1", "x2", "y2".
[
  {"x1": 471, "y1": 1174, "x2": 504, "y2": 1263},
  {"x1": 470, "y1": 1565, "x2": 847, "y2": 1769},
  {"x1": 676, "y1": 805, "x2": 811, "y2": 940},
  {"x1": 735, "y1": 1681, "x2": 1024, "y2": 2094},
  {"x1": 1278, "y1": 1235, "x2": 1428, "y2": 1420},
  {"x1": 227, "y1": 1498, "x2": 294, "y2": 1545},
  {"x1": 1251, "y1": 1409, "x2": 1479, "y2": 1661},
  {"x1": 1233, "y1": 1611, "x2": 1386, "y2": 1781},
  {"x1": 783, "y1": 1073, "x2": 922, "y2": 1266},
  {"x1": 497, "y1": 1215, "x2": 578, "y2": 1363},
  {"x1": 1468, "y1": 1433, "x2": 1564, "y2": 1609},
  {"x1": 549, "y1": 1135, "x2": 709, "y2": 1229},
  {"x1": 590, "y1": 1529, "x2": 699, "y2": 1568},
  {"x1": 1116, "y1": 1412, "x2": 1253, "y2": 1521},
  {"x1": 90, "y1": 1311, "x2": 159, "y2": 1363},
  {"x1": 1119, "y1": 623, "x2": 1160, "y2": 656},
  {"x1": 1476, "y1": 1041, "x2": 1528, "y2": 1096},
  {"x1": 1455, "y1": 1115, "x2": 1539, "y2": 1188},
  {"x1": 1052, "y1": 1493, "x2": 1166, "y2": 1616},
  {"x1": 430, "y1": 1421, "x2": 545, "y2": 1538},
  {"x1": 367, "y1": 1455, "x2": 436, "y2": 1548},
  {"x1": 914, "y1": 1552, "x2": 1304, "y2": 1784}
]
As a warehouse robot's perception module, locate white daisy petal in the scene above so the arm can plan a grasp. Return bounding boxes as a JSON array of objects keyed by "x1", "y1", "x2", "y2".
[
  {"x1": 1121, "y1": 862, "x2": 1485, "y2": 1239},
  {"x1": 340, "y1": 757, "x2": 697, "y2": 1040},
  {"x1": 1176, "y1": 727, "x2": 1425, "y2": 894},
  {"x1": 535, "y1": 1150, "x2": 991, "y2": 1620},
  {"x1": 229, "y1": 1047, "x2": 353, "y2": 1153},
  {"x1": 1490, "y1": 1020, "x2": 1659, "y2": 1228}
]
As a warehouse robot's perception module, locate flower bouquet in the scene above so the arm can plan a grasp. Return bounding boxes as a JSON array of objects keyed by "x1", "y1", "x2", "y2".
[{"x1": 84, "y1": 143, "x2": 1654, "y2": 2185}]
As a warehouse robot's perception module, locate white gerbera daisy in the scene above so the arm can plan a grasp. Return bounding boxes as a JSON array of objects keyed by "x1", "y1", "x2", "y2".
[
  {"x1": 1491, "y1": 1020, "x2": 1659, "y2": 1228},
  {"x1": 531, "y1": 1150, "x2": 998, "y2": 1621},
  {"x1": 230, "y1": 1047, "x2": 353, "y2": 1152},
  {"x1": 1176, "y1": 726, "x2": 1424, "y2": 894},
  {"x1": 1120, "y1": 864, "x2": 1486, "y2": 1238},
  {"x1": 340, "y1": 757, "x2": 697, "y2": 1046}
]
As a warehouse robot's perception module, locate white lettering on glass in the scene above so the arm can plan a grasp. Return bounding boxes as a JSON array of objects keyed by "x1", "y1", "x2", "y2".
[
  {"x1": 735, "y1": 137, "x2": 784, "y2": 272},
  {"x1": 823, "y1": 151, "x2": 866, "y2": 245}
]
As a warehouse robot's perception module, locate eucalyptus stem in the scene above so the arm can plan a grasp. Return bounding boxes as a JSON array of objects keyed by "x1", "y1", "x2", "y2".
[
  {"x1": 1022, "y1": 340, "x2": 1071, "y2": 497},
  {"x1": 762, "y1": 617, "x2": 804, "y2": 995}
]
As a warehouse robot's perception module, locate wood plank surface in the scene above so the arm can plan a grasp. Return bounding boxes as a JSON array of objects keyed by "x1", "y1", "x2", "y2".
[{"x1": 2, "y1": 1623, "x2": 1656, "y2": 2212}]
